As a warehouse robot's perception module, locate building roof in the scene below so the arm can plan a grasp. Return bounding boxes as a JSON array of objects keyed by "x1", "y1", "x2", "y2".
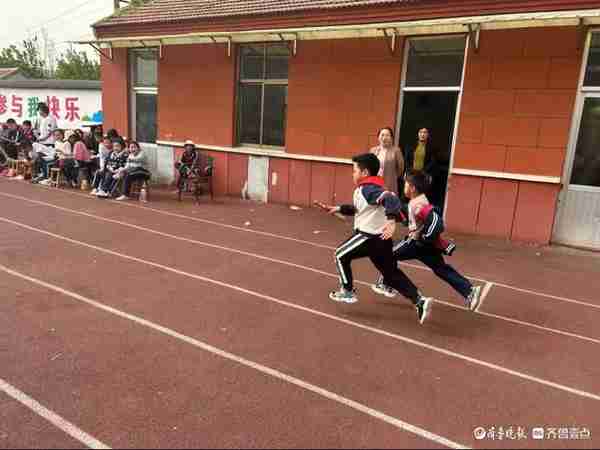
[
  {"x1": 0, "y1": 68, "x2": 21, "y2": 79},
  {"x1": 0, "y1": 79, "x2": 101, "y2": 90},
  {"x1": 95, "y1": 0, "x2": 408, "y2": 27}
]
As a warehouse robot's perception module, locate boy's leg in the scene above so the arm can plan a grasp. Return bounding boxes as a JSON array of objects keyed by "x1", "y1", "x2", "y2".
[
  {"x1": 369, "y1": 239, "x2": 420, "y2": 304},
  {"x1": 373, "y1": 238, "x2": 419, "y2": 290},
  {"x1": 418, "y1": 249, "x2": 472, "y2": 299},
  {"x1": 332, "y1": 233, "x2": 370, "y2": 300},
  {"x1": 368, "y1": 239, "x2": 432, "y2": 324}
]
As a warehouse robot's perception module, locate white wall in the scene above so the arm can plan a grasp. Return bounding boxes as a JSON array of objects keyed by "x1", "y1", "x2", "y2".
[{"x1": 0, "y1": 87, "x2": 101, "y2": 129}]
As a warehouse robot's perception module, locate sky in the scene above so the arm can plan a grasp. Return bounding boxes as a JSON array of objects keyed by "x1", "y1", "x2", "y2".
[{"x1": 0, "y1": 0, "x2": 116, "y2": 60}]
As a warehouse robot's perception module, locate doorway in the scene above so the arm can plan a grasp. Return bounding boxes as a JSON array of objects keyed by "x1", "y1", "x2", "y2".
[{"x1": 399, "y1": 91, "x2": 459, "y2": 209}]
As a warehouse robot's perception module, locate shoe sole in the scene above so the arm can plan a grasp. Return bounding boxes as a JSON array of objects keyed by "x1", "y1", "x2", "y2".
[
  {"x1": 329, "y1": 293, "x2": 358, "y2": 304},
  {"x1": 371, "y1": 284, "x2": 397, "y2": 298}
]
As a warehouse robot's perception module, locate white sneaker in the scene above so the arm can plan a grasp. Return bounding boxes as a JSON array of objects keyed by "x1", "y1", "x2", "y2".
[
  {"x1": 96, "y1": 190, "x2": 108, "y2": 198},
  {"x1": 39, "y1": 179, "x2": 51, "y2": 185},
  {"x1": 466, "y1": 285, "x2": 482, "y2": 312},
  {"x1": 371, "y1": 282, "x2": 398, "y2": 298},
  {"x1": 416, "y1": 296, "x2": 433, "y2": 324},
  {"x1": 329, "y1": 288, "x2": 358, "y2": 304},
  {"x1": 90, "y1": 189, "x2": 97, "y2": 195},
  {"x1": 116, "y1": 195, "x2": 128, "y2": 201}
]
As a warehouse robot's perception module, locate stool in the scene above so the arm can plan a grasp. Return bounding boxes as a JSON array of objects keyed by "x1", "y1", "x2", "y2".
[
  {"x1": 130, "y1": 179, "x2": 149, "y2": 202},
  {"x1": 49, "y1": 168, "x2": 63, "y2": 188}
]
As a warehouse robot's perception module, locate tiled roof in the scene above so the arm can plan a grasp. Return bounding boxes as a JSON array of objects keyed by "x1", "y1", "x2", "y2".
[
  {"x1": 0, "y1": 68, "x2": 20, "y2": 79},
  {"x1": 95, "y1": 0, "x2": 410, "y2": 27}
]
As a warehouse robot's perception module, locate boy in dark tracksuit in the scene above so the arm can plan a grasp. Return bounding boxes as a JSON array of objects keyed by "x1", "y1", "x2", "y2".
[
  {"x1": 322, "y1": 153, "x2": 432, "y2": 324},
  {"x1": 373, "y1": 171, "x2": 482, "y2": 311}
]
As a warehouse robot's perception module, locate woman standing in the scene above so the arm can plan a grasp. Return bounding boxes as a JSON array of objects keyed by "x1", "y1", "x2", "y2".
[{"x1": 369, "y1": 127, "x2": 405, "y2": 194}]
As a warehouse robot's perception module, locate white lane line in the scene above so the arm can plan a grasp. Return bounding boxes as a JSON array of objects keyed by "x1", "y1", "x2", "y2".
[
  {"x1": 0, "y1": 378, "x2": 110, "y2": 449},
  {"x1": 2, "y1": 186, "x2": 594, "y2": 306},
  {"x1": 2, "y1": 216, "x2": 600, "y2": 404},
  {"x1": 0, "y1": 264, "x2": 467, "y2": 449},
  {"x1": 2, "y1": 192, "x2": 600, "y2": 345}
]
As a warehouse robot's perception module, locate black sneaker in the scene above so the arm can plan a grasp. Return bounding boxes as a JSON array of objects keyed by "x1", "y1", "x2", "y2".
[{"x1": 416, "y1": 296, "x2": 432, "y2": 324}]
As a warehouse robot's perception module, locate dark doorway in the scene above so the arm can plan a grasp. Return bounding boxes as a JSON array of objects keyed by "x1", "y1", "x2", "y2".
[{"x1": 399, "y1": 91, "x2": 459, "y2": 211}]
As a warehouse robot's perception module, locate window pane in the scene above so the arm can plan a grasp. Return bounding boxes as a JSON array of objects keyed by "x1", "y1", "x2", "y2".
[
  {"x1": 405, "y1": 36, "x2": 466, "y2": 87},
  {"x1": 136, "y1": 93, "x2": 157, "y2": 143},
  {"x1": 570, "y1": 97, "x2": 600, "y2": 187},
  {"x1": 262, "y1": 85, "x2": 287, "y2": 146},
  {"x1": 238, "y1": 84, "x2": 261, "y2": 144},
  {"x1": 266, "y1": 43, "x2": 290, "y2": 79},
  {"x1": 584, "y1": 34, "x2": 600, "y2": 86},
  {"x1": 134, "y1": 49, "x2": 158, "y2": 87},
  {"x1": 240, "y1": 45, "x2": 264, "y2": 79}
]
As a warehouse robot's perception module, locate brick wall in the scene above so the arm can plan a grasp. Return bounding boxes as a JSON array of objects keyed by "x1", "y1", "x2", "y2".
[
  {"x1": 447, "y1": 27, "x2": 582, "y2": 243},
  {"x1": 157, "y1": 44, "x2": 235, "y2": 146},
  {"x1": 286, "y1": 38, "x2": 403, "y2": 158},
  {"x1": 100, "y1": 48, "x2": 129, "y2": 136}
]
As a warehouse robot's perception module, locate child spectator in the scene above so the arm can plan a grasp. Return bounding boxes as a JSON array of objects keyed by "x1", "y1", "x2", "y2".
[
  {"x1": 116, "y1": 141, "x2": 151, "y2": 201},
  {"x1": 96, "y1": 138, "x2": 128, "y2": 198}
]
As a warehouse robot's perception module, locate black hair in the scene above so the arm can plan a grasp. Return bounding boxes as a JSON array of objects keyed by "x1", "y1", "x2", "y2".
[
  {"x1": 38, "y1": 104, "x2": 50, "y2": 115},
  {"x1": 352, "y1": 153, "x2": 380, "y2": 177},
  {"x1": 112, "y1": 138, "x2": 125, "y2": 147},
  {"x1": 22, "y1": 120, "x2": 32, "y2": 126},
  {"x1": 106, "y1": 129, "x2": 119, "y2": 140},
  {"x1": 405, "y1": 170, "x2": 429, "y2": 195},
  {"x1": 378, "y1": 126, "x2": 395, "y2": 140},
  {"x1": 6, "y1": 118, "x2": 16, "y2": 124}
]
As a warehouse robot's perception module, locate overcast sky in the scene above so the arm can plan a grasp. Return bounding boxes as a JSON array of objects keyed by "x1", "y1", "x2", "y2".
[{"x1": 0, "y1": 0, "x2": 115, "y2": 59}]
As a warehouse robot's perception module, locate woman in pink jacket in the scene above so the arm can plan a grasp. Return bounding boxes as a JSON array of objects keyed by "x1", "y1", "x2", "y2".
[{"x1": 369, "y1": 126, "x2": 405, "y2": 195}]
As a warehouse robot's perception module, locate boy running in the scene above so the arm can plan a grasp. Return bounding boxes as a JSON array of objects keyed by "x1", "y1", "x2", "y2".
[
  {"x1": 320, "y1": 153, "x2": 433, "y2": 324},
  {"x1": 372, "y1": 171, "x2": 482, "y2": 311}
]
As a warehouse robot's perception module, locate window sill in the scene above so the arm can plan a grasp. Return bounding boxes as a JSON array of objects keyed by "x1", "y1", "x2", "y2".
[{"x1": 156, "y1": 140, "x2": 353, "y2": 165}]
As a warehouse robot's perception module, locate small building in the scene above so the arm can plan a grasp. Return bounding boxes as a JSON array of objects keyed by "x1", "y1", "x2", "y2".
[
  {"x1": 0, "y1": 79, "x2": 103, "y2": 130},
  {"x1": 88, "y1": 0, "x2": 600, "y2": 249}
]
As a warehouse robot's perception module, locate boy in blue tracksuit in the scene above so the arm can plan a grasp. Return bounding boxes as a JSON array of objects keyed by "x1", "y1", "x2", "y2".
[{"x1": 321, "y1": 153, "x2": 432, "y2": 324}]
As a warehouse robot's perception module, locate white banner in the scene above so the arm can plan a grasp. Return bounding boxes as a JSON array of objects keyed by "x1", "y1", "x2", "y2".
[{"x1": 0, "y1": 88, "x2": 102, "y2": 129}]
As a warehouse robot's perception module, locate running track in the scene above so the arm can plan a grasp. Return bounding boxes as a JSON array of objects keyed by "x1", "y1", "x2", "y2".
[{"x1": 1, "y1": 178, "x2": 598, "y2": 449}]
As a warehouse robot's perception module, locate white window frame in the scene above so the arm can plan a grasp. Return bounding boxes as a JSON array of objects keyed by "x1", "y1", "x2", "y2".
[
  {"x1": 395, "y1": 34, "x2": 469, "y2": 217},
  {"x1": 237, "y1": 43, "x2": 289, "y2": 150},
  {"x1": 129, "y1": 48, "x2": 159, "y2": 144}
]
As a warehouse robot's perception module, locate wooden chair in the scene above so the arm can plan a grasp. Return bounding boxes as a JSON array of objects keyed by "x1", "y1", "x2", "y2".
[
  {"x1": 177, "y1": 154, "x2": 214, "y2": 204},
  {"x1": 49, "y1": 167, "x2": 63, "y2": 188}
]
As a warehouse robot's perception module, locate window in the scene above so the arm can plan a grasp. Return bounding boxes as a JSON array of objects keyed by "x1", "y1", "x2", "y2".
[
  {"x1": 237, "y1": 43, "x2": 289, "y2": 147},
  {"x1": 405, "y1": 36, "x2": 467, "y2": 87},
  {"x1": 584, "y1": 33, "x2": 600, "y2": 87},
  {"x1": 130, "y1": 49, "x2": 158, "y2": 143}
]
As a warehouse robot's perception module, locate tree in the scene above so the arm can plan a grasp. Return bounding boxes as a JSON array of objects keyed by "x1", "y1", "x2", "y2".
[
  {"x1": 55, "y1": 48, "x2": 100, "y2": 80},
  {"x1": 0, "y1": 37, "x2": 47, "y2": 79}
]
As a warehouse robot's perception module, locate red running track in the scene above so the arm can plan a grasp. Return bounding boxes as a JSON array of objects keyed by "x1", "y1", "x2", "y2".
[{"x1": 1, "y1": 179, "x2": 599, "y2": 449}]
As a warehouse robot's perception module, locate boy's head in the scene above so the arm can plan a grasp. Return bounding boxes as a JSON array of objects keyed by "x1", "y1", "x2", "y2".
[
  {"x1": 38, "y1": 104, "x2": 49, "y2": 117},
  {"x1": 6, "y1": 118, "x2": 17, "y2": 129},
  {"x1": 404, "y1": 171, "x2": 428, "y2": 199},
  {"x1": 22, "y1": 120, "x2": 32, "y2": 130},
  {"x1": 102, "y1": 135, "x2": 113, "y2": 149},
  {"x1": 53, "y1": 129, "x2": 64, "y2": 141},
  {"x1": 112, "y1": 138, "x2": 125, "y2": 152},
  {"x1": 351, "y1": 153, "x2": 380, "y2": 185}
]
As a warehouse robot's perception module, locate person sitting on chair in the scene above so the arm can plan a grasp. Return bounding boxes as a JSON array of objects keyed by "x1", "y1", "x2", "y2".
[
  {"x1": 175, "y1": 139, "x2": 199, "y2": 191},
  {"x1": 116, "y1": 141, "x2": 151, "y2": 201}
]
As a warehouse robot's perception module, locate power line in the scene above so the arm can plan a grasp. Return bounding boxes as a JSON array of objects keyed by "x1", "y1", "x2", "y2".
[{"x1": 0, "y1": 0, "x2": 110, "y2": 47}]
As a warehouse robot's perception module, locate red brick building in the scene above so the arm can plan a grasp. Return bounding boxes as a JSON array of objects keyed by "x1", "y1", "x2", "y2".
[{"x1": 87, "y1": 0, "x2": 600, "y2": 249}]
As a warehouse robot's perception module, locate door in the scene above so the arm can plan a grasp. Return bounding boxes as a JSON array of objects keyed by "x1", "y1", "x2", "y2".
[
  {"x1": 399, "y1": 91, "x2": 459, "y2": 210},
  {"x1": 553, "y1": 93, "x2": 600, "y2": 249}
]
